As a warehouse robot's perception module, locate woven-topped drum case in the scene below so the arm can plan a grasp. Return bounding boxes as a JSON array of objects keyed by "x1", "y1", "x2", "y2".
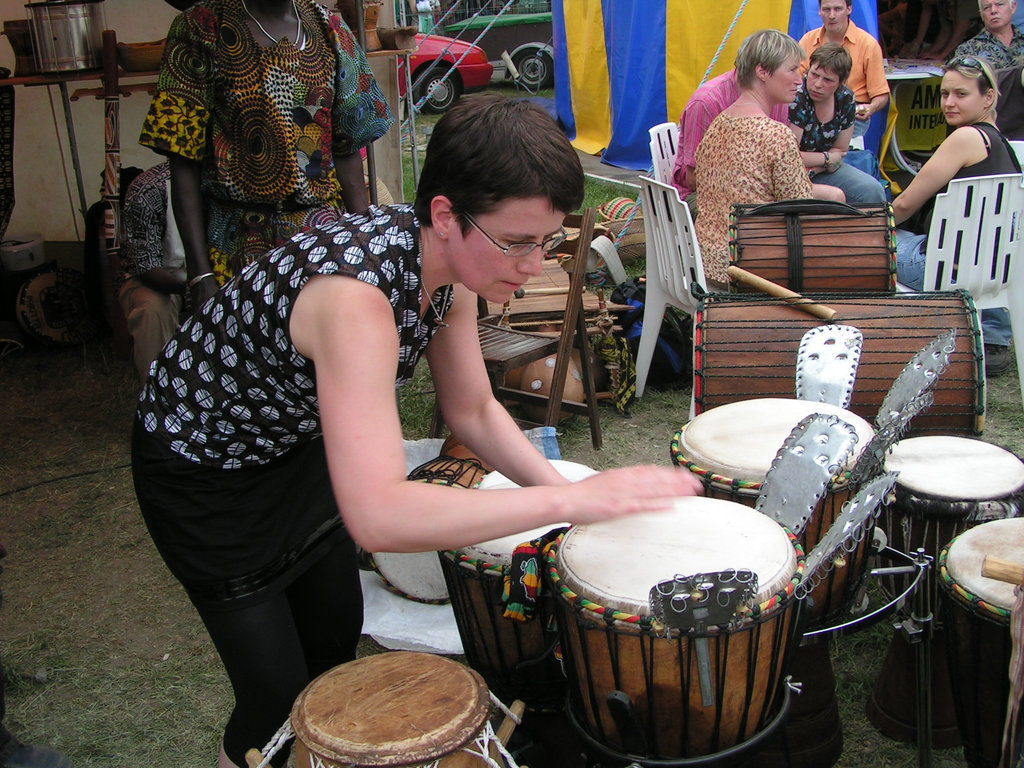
[
  {"x1": 671, "y1": 398, "x2": 875, "y2": 622},
  {"x1": 440, "y1": 459, "x2": 596, "y2": 710},
  {"x1": 547, "y1": 497, "x2": 804, "y2": 758},
  {"x1": 938, "y1": 518, "x2": 1024, "y2": 768},
  {"x1": 291, "y1": 652, "x2": 492, "y2": 767}
]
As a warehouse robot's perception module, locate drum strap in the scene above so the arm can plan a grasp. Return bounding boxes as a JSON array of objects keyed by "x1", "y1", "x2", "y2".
[{"x1": 784, "y1": 214, "x2": 804, "y2": 292}]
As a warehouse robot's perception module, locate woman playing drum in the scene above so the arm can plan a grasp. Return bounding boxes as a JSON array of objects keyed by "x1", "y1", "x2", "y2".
[{"x1": 130, "y1": 94, "x2": 703, "y2": 768}]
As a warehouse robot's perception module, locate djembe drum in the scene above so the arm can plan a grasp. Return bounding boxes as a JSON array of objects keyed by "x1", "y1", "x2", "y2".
[
  {"x1": 368, "y1": 455, "x2": 490, "y2": 604},
  {"x1": 868, "y1": 436, "x2": 1024, "y2": 746},
  {"x1": 938, "y1": 518, "x2": 1024, "y2": 768},
  {"x1": 440, "y1": 459, "x2": 596, "y2": 711},
  {"x1": 290, "y1": 652, "x2": 502, "y2": 767},
  {"x1": 671, "y1": 398, "x2": 875, "y2": 623},
  {"x1": 545, "y1": 497, "x2": 804, "y2": 759}
]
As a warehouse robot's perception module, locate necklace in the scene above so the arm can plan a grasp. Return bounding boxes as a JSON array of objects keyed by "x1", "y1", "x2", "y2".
[
  {"x1": 427, "y1": 285, "x2": 451, "y2": 328},
  {"x1": 240, "y1": 0, "x2": 305, "y2": 48}
]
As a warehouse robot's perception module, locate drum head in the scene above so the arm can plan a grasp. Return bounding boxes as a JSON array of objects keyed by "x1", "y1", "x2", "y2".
[
  {"x1": 886, "y1": 436, "x2": 1024, "y2": 501},
  {"x1": 943, "y1": 517, "x2": 1024, "y2": 614},
  {"x1": 477, "y1": 458, "x2": 597, "y2": 489},
  {"x1": 675, "y1": 398, "x2": 874, "y2": 484},
  {"x1": 292, "y1": 652, "x2": 489, "y2": 765},
  {"x1": 370, "y1": 551, "x2": 449, "y2": 603},
  {"x1": 557, "y1": 497, "x2": 798, "y2": 617},
  {"x1": 464, "y1": 459, "x2": 595, "y2": 565},
  {"x1": 16, "y1": 267, "x2": 97, "y2": 345}
]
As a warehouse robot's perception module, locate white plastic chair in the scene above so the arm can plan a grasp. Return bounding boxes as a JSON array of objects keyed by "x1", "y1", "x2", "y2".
[
  {"x1": 905, "y1": 173, "x2": 1024, "y2": 406},
  {"x1": 648, "y1": 122, "x2": 679, "y2": 187},
  {"x1": 1011, "y1": 140, "x2": 1024, "y2": 166},
  {"x1": 635, "y1": 176, "x2": 707, "y2": 399}
]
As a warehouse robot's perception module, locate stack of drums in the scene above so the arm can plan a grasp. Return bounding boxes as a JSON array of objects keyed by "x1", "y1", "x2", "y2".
[
  {"x1": 545, "y1": 497, "x2": 805, "y2": 761},
  {"x1": 670, "y1": 398, "x2": 876, "y2": 768},
  {"x1": 869, "y1": 436, "x2": 1024, "y2": 748},
  {"x1": 938, "y1": 517, "x2": 1024, "y2": 768},
  {"x1": 290, "y1": 651, "x2": 499, "y2": 767}
]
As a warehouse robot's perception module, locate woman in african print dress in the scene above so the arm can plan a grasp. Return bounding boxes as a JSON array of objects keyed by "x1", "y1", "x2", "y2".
[{"x1": 140, "y1": 0, "x2": 393, "y2": 307}]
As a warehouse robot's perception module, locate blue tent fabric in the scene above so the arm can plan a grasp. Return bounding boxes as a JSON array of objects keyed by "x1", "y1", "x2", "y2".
[
  {"x1": 552, "y1": 1, "x2": 575, "y2": 140},
  {"x1": 601, "y1": 2, "x2": 669, "y2": 170}
]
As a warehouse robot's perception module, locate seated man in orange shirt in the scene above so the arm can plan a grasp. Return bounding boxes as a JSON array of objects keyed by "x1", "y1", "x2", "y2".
[{"x1": 799, "y1": 0, "x2": 891, "y2": 139}]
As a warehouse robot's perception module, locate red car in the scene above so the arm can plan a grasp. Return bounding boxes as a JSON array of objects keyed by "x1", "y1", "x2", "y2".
[{"x1": 400, "y1": 33, "x2": 494, "y2": 114}]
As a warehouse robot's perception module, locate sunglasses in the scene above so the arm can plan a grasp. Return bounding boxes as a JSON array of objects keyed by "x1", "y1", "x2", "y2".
[
  {"x1": 947, "y1": 56, "x2": 993, "y2": 89},
  {"x1": 463, "y1": 212, "x2": 568, "y2": 259}
]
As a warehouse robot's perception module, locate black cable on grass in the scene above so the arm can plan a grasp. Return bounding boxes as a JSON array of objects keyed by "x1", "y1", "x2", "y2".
[{"x1": 0, "y1": 463, "x2": 132, "y2": 499}]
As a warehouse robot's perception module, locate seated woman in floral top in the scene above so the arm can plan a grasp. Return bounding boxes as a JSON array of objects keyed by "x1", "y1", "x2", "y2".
[
  {"x1": 789, "y1": 43, "x2": 887, "y2": 204},
  {"x1": 696, "y1": 29, "x2": 842, "y2": 286}
]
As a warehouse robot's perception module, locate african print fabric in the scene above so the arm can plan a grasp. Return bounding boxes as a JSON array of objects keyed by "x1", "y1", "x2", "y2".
[
  {"x1": 136, "y1": 205, "x2": 452, "y2": 468},
  {"x1": 139, "y1": 0, "x2": 393, "y2": 279}
]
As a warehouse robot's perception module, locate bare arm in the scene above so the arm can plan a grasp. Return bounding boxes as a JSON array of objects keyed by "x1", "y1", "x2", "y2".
[
  {"x1": 168, "y1": 155, "x2": 217, "y2": 306},
  {"x1": 892, "y1": 126, "x2": 989, "y2": 224},
  {"x1": 289, "y1": 275, "x2": 703, "y2": 553},
  {"x1": 335, "y1": 150, "x2": 370, "y2": 214}
]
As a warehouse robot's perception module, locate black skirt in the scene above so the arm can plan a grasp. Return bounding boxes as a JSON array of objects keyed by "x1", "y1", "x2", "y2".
[{"x1": 131, "y1": 417, "x2": 348, "y2": 610}]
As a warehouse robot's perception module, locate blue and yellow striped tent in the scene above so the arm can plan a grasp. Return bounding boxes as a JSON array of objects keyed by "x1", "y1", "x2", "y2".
[{"x1": 553, "y1": 0, "x2": 881, "y2": 170}]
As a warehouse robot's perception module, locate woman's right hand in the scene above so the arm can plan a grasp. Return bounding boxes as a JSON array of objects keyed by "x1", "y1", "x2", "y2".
[{"x1": 561, "y1": 465, "x2": 705, "y2": 526}]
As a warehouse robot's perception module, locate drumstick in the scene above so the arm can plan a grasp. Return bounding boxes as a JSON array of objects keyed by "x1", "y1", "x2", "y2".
[
  {"x1": 982, "y1": 555, "x2": 1024, "y2": 586},
  {"x1": 489, "y1": 698, "x2": 527, "y2": 762},
  {"x1": 726, "y1": 266, "x2": 840, "y2": 321},
  {"x1": 514, "y1": 286, "x2": 568, "y2": 298}
]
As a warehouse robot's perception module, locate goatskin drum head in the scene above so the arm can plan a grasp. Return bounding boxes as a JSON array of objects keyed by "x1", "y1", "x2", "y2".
[
  {"x1": 16, "y1": 268, "x2": 97, "y2": 345},
  {"x1": 886, "y1": 436, "x2": 1024, "y2": 501}
]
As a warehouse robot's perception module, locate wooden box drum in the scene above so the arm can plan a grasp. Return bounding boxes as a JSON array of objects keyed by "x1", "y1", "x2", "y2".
[
  {"x1": 692, "y1": 291, "x2": 984, "y2": 437},
  {"x1": 671, "y1": 398, "x2": 875, "y2": 622},
  {"x1": 545, "y1": 498, "x2": 804, "y2": 758},
  {"x1": 291, "y1": 652, "x2": 495, "y2": 767},
  {"x1": 728, "y1": 201, "x2": 896, "y2": 293},
  {"x1": 440, "y1": 459, "x2": 596, "y2": 711},
  {"x1": 938, "y1": 518, "x2": 1024, "y2": 768}
]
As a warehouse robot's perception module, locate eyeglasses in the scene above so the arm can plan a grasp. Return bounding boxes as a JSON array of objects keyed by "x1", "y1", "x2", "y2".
[
  {"x1": 947, "y1": 56, "x2": 993, "y2": 89},
  {"x1": 463, "y1": 212, "x2": 568, "y2": 259}
]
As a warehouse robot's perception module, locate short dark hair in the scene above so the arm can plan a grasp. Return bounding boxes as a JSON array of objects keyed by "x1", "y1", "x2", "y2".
[
  {"x1": 809, "y1": 42, "x2": 853, "y2": 84},
  {"x1": 413, "y1": 93, "x2": 584, "y2": 226},
  {"x1": 817, "y1": 0, "x2": 852, "y2": 7}
]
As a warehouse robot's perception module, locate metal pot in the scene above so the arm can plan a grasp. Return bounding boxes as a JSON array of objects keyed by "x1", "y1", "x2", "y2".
[
  {"x1": 1, "y1": 234, "x2": 47, "y2": 272},
  {"x1": 25, "y1": 0, "x2": 105, "y2": 73}
]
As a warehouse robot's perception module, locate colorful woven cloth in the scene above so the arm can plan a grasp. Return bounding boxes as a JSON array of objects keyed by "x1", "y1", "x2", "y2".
[{"x1": 502, "y1": 531, "x2": 567, "y2": 622}]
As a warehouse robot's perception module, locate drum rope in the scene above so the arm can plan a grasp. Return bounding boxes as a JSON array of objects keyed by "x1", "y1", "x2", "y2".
[{"x1": 250, "y1": 719, "x2": 294, "y2": 768}]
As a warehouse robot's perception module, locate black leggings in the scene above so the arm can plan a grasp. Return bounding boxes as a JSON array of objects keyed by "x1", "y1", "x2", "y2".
[{"x1": 195, "y1": 538, "x2": 364, "y2": 767}]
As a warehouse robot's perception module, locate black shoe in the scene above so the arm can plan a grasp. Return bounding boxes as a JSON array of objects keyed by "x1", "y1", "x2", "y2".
[{"x1": 985, "y1": 344, "x2": 1013, "y2": 376}]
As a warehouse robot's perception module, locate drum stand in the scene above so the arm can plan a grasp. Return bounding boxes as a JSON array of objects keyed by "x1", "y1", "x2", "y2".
[
  {"x1": 803, "y1": 545, "x2": 933, "y2": 768},
  {"x1": 564, "y1": 681, "x2": 797, "y2": 768}
]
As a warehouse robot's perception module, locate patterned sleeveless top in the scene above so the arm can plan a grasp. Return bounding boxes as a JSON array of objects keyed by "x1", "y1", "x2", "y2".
[{"x1": 136, "y1": 205, "x2": 451, "y2": 468}]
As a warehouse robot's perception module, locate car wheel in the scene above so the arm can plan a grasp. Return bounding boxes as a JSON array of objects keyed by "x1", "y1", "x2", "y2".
[
  {"x1": 414, "y1": 66, "x2": 463, "y2": 114},
  {"x1": 512, "y1": 48, "x2": 553, "y2": 90}
]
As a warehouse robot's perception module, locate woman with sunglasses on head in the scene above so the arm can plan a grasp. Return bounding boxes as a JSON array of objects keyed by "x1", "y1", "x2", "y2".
[
  {"x1": 893, "y1": 55, "x2": 1022, "y2": 375},
  {"x1": 131, "y1": 94, "x2": 703, "y2": 768}
]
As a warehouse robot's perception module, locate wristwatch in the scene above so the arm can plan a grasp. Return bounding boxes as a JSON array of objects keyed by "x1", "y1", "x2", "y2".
[{"x1": 822, "y1": 152, "x2": 833, "y2": 172}]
